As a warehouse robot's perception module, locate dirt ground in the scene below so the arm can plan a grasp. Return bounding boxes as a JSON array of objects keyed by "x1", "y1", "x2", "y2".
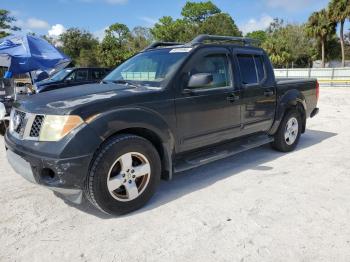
[{"x1": 1, "y1": 87, "x2": 349, "y2": 262}]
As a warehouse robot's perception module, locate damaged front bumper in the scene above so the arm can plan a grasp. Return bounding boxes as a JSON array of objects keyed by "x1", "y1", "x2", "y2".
[{"x1": 5, "y1": 132, "x2": 95, "y2": 204}]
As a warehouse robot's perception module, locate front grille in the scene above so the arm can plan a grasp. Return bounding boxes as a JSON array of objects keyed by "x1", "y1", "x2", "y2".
[
  {"x1": 13, "y1": 110, "x2": 27, "y2": 135},
  {"x1": 29, "y1": 115, "x2": 44, "y2": 137},
  {"x1": 10, "y1": 110, "x2": 45, "y2": 140}
]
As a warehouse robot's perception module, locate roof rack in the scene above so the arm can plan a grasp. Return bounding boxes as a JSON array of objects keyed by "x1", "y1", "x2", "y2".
[
  {"x1": 142, "y1": 42, "x2": 183, "y2": 51},
  {"x1": 142, "y1": 35, "x2": 259, "y2": 52},
  {"x1": 190, "y1": 34, "x2": 259, "y2": 46}
]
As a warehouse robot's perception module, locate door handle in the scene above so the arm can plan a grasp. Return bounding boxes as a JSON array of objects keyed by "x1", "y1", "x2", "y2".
[
  {"x1": 264, "y1": 90, "x2": 274, "y2": 96},
  {"x1": 227, "y1": 94, "x2": 240, "y2": 102},
  {"x1": 183, "y1": 88, "x2": 193, "y2": 95}
]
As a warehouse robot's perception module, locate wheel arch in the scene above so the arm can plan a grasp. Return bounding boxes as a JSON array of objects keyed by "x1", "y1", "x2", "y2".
[
  {"x1": 269, "y1": 89, "x2": 307, "y2": 135},
  {"x1": 87, "y1": 108, "x2": 175, "y2": 180},
  {"x1": 107, "y1": 127, "x2": 172, "y2": 180}
]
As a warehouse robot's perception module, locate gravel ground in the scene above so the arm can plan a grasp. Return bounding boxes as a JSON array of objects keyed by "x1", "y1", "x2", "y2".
[{"x1": 1, "y1": 87, "x2": 349, "y2": 262}]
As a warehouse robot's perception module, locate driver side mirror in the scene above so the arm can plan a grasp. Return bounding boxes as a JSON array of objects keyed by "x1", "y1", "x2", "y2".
[
  {"x1": 65, "y1": 76, "x2": 74, "y2": 83},
  {"x1": 187, "y1": 73, "x2": 213, "y2": 88}
]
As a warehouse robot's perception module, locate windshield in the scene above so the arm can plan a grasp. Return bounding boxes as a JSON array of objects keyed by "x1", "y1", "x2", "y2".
[
  {"x1": 103, "y1": 48, "x2": 190, "y2": 88},
  {"x1": 49, "y1": 68, "x2": 73, "y2": 81}
]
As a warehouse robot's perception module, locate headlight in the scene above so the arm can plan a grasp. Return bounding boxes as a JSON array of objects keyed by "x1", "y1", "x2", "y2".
[{"x1": 39, "y1": 115, "x2": 84, "y2": 141}]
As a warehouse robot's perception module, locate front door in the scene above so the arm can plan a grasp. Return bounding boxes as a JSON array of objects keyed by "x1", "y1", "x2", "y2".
[{"x1": 175, "y1": 47, "x2": 241, "y2": 152}]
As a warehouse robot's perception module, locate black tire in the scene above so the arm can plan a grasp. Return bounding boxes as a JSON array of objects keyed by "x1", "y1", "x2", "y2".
[
  {"x1": 0, "y1": 121, "x2": 7, "y2": 136},
  {"x1": 85, "y1": 134, "x2": 161, "y2": 216},
  {"x1": 272, "y1": 110, "x2": 302, "y2": 152}
]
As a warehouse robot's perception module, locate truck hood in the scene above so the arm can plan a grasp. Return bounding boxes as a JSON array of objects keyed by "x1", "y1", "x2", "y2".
[
  {"x1": 35, "y1": 79, "x2": 61, "y2": 87},
  {"x1": 15, "y1": 83, "x2": 159, "y2": 115},
  {"x1": 34, "y1": 79, "x2": 61, "y2": 93}
]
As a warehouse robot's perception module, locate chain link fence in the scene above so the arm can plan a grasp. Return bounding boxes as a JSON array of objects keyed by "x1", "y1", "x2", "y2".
[{"x1": 274, "y1": 68, "x2": 350, "y2": 87}]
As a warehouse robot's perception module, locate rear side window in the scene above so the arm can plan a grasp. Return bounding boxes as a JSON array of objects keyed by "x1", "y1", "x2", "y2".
[
  {"x1": 237, "y1": 54, "x2": 266, "y2": 85},
  {"x1": 92, "y1": 70, "x2": 105, "y2": 80},
  {"x1": 75, "y1": 70, "x2": 89, "y2": 81},
  {"x1": 254, "y1": 55, "x2": 266, "y2": 82},
  {"x1": 237, "y1": 55, "x2": 257, "y2": 84}
]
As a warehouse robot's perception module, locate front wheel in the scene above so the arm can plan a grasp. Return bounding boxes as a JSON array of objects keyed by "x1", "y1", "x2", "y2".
[
  {"x1": 0, "y1": 120, "x2": 8, "y2": 136},
  {"x1": 272, "y1": 110, "x2": 302, "y2": 152},
  {"x1": 85, "y1": 134, "x2": 161, "y2": 215}
]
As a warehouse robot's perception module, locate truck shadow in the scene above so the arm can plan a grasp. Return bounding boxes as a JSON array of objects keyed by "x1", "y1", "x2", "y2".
[{"x1": 60, "y1": 129, "x2": 336, "y2": 218}]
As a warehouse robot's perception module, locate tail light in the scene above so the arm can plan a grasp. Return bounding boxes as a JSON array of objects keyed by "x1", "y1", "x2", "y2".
[{"x1": 316, "y1": 80, "x2": 320, "y2": 102}]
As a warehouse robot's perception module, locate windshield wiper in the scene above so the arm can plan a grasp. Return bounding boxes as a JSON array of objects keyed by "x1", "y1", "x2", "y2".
[{"x1": 112, "y1": 80, "x2": 141, "y2": 88}]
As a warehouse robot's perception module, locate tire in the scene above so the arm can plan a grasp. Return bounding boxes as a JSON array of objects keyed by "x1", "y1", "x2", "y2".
[
  {"x1": 85, "y1": 134, "x2": 161, "y2": 215},
  {"x1": 0, "y1": 121, "x2": 7, "y2": 136},
  {"x1": 272, "y1": 110, "x2": 302, "y2": 152}
]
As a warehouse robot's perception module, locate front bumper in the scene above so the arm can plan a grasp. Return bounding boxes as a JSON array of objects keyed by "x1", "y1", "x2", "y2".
[
  {"x1": 5, "y1": 130, "x2": 99, "y2": 204},
  {"x1": 6, "y1": 149, "x2": 84, "y2": 203}
]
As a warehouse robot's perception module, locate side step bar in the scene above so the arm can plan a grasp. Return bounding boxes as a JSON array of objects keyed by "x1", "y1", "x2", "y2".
[{"x1": 174, "y1": 134, "x2": 274, "y2": 173}]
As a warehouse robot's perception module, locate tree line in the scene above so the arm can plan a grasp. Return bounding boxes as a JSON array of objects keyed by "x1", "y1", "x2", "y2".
[{"x1": 0, "y1": 0, "x2": 350, "y2": 69}]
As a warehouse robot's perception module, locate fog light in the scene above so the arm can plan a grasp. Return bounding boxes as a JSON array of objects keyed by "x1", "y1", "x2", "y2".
[{"x1": 40, "y1": 168, "x2": 56, "y2": 182}]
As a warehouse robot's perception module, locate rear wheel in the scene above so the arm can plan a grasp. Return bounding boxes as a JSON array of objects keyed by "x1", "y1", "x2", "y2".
[
  {"x1": 85, "y1": 134, "x2": 161, "y2": 215},
  {"x1": 272, "y1": 110, "x2": 302, "y2": 152}
]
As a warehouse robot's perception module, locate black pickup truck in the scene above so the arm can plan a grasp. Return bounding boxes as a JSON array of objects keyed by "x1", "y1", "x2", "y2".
[{"x1": 5, "y1": 35, "x2": 319, "y2": 215}]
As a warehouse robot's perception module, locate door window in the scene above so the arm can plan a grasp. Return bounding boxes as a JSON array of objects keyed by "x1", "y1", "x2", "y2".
[
  {"x1": 189, "y1": 54, "x2": 231, "y2": 88},
  {"x1": 92, "y1": 70, "x2": 105, "y2": 80},
  {"x1": 237, "y1": 55, "x2": 257, "y2": 85},
  {"x1": 254, "y1": 56, "x2": 266, "y2": 82},
  {"x1": 74, "y1": 70, "x2": 89, "y2": 81},
  {"x1": 237, "y1": 54, "x2": 266, "y2": 85}
]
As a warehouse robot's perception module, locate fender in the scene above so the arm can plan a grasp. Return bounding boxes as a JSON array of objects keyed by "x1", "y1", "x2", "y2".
[
  {"x1": 269, "y1": 89, "x2": 307, "y2": 135},
  {"x1": 87, "y1": 106, "x2": 176, "y2": 179}
]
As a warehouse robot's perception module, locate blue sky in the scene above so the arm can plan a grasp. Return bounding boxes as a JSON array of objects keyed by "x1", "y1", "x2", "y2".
[{"x1": 2, "y1": 0, "x2": 347, "y2": 39}]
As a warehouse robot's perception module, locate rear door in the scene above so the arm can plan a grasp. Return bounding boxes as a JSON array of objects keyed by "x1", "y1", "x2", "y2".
[
  {"x1": 175, "y1": 47, "x2": 241, "y2": 152},
  {"x1": 236, "y1": 53, "x2": 276, "y2": 134}
]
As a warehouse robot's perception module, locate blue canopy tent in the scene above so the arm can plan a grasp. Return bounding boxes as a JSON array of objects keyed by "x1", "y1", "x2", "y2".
[{"x1": 0, "y1": 34, "x2": 70, "y2": 77}]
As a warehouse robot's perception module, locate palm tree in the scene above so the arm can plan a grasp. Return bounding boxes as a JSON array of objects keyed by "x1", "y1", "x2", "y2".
[
  {"x1": 305, "y1": 9, "x2": 336, "y2": 68},
  {"x1": 328, "y1": 0, "x2": 350, "y2": 67}
]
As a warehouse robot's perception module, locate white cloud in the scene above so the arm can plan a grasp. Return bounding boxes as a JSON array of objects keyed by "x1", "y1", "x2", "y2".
[
  {"x1": 94, "y1": 27, "x2": 108, "y2": 41},
  {"x1": 48, "y1": 24, "x2": 66, "y2": 37},
  {"x1": 13, "y1": 19, "x2": 24, "y2": 29},
  {"x1": 14, "y1": 17, "x2": 50, "y2": 31},
  {"x1": 240, "y1": 14, "x2": 274, "y2": 35},
  {"x1": 139, "y1": 17, "x2": 158, "y2": 27},
  {"x1": 265, "y1": 0, "x2": 320, "y2": 12},
  {"x1": 27, "y1": 18, "x2": 50, "y2": 29}
]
